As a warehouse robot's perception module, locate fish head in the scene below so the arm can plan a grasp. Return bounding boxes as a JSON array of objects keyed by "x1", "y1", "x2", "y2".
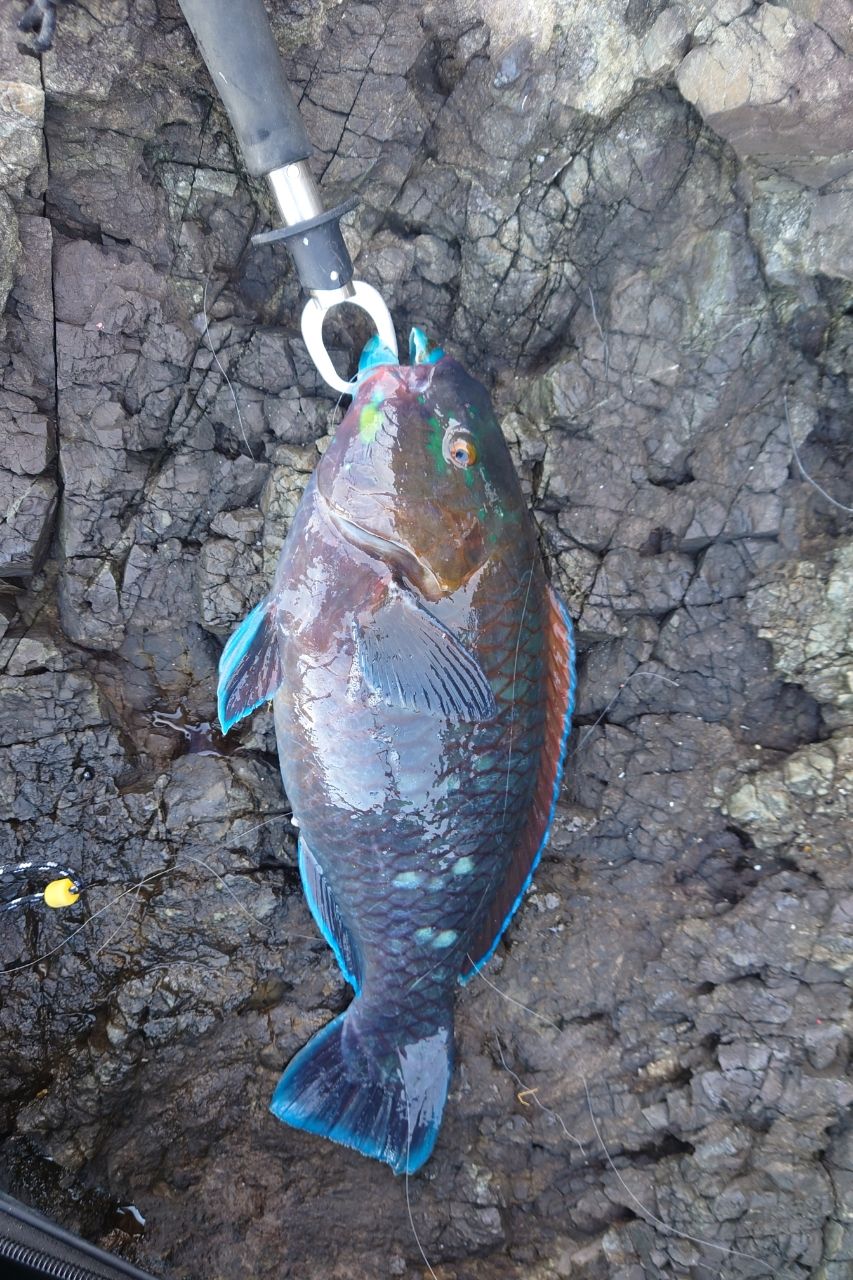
[{"x1": 317, "y1": 348, "x2": 528, "y2": 601}]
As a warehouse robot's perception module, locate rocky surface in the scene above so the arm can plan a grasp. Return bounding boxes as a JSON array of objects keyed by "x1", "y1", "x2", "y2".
[{"x1": 1, "y1": 2, "x2": 851, "y2": 1278}]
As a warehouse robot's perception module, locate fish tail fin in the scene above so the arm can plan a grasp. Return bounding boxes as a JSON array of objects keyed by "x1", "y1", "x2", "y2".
[{"x1": 270, "y1": 1006, "x2": 453, "y2": 1175}]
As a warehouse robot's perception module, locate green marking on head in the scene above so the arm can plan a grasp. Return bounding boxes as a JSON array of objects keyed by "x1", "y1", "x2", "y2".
[
  {"x1": 426, "y1": 414, "x2": 447, "y2": 473},
  {"x1": 359, "y1": 389, "x2": 386, "y2": 443},
  {"x1": 359, "y1": 404, "x2": 381, "y2": 442}
]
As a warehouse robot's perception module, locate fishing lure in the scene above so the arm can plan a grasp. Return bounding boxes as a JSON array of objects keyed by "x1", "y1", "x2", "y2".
[
  {"x1": 218, "y1": 331, "x2": 575, "y2": 1174},
  {"x1": 0, "y1": 861, "x2": 82, "y2": 913}
]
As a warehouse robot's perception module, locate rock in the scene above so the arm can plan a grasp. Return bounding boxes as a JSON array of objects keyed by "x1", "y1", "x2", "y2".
[
  {"x1": 785, "y1": 0, "x2": 853, "y2": 55},
  {"x1": 0, "y1": 470, "x2": 58, "y2": 576},
  {"x1": 197, "y1": 535, "x2": 264, "y2": 634},
  {"x1": 746, "y1": 541, "x2": 853, "y2": 728},
  {"x1": 0, "y1": 77, "x2": 45, "y2": 203},
  {"x1": 414, "y1": 232, "x2": 460, "y2": 285},
  {"x1": 749, "y1": 174, "x2": 853, "y2": 285},
  {"x1": 676, "y1": 5, "x2": 853, "y2": 186},
  {"x1": 642, "y1": 6, "x2": 691, "y2": 77},
  {"x1": 725, "y1": 735, "x2": 852, "y2": 890}
]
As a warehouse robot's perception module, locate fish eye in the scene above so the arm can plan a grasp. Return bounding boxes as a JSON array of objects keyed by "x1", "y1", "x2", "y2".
[{"x1": 443, "y1": 431, "x2": 478, "y2": 469}]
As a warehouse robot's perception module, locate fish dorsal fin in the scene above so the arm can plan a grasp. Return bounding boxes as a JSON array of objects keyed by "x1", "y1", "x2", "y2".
[
  {"x1": 354, "y1": 586, "x2": 497, "y2": 723},
  {"x1": 299, "y1": 839, "x2": 362, "y2": 992},
  {"x1": 460, "y1": 584, "x2": 576, "y2": 982},
  {"x1": 217, "y1": 598, "x2": 284, "y2": 734}
]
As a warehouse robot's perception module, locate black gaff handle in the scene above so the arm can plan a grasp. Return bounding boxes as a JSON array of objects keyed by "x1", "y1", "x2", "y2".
[{"x1": 177, "y1": 0, "x2": 311, "y2": 177}]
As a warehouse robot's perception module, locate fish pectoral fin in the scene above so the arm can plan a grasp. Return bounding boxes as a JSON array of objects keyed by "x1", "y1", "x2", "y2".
[
  {"x1": 217, "y1": 597, "x2": 284, "y2": 734},
  {"x1": 460, "y1": 583, "x2": 576, "y2": 982},
  {"x1": 299, "y1": 839, "x2": 362, "y2": 992},
  {"x1": 354, "y1": 588, "x2": 497, "y2": 723}
]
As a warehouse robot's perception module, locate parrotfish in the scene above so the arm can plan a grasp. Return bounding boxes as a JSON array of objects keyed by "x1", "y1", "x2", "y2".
[{"x1": 217, "y1": 330, "x2": 575, "y2": 1174}]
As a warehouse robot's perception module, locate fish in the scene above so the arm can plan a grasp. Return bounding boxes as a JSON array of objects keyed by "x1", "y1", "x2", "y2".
[{"x1": 217, "y1": 329, "x2": 576, "y2": 1174}]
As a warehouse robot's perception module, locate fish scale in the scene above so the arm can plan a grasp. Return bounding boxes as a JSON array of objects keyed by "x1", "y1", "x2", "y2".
[{"x1": 218, "y1": 343, "x2": 574, "y2": 1173}]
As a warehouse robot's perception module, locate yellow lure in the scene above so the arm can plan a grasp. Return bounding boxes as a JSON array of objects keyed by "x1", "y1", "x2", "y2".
[{"x1": 43, "y1": 878, "x2": 81, "y2": 909}]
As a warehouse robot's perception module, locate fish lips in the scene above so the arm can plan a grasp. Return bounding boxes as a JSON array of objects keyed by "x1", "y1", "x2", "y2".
[
  {"x1": 321, "y1": 499, "x2": 443, "y2": 601},
  {"x1": 319, "y1": 493, "x2": 486, "y2": 602}
]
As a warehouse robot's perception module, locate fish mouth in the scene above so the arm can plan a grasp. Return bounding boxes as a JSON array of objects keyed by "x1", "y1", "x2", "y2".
[{"x1": 321, "y1": 497, "x2": 445, "y2": 602}]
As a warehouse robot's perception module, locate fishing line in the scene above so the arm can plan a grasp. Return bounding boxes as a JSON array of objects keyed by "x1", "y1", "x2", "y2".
[
  {"x1": 568, "y1": 669, "x2": 680, "y2": 762},
  {"x1": 201, "y1": 276, "x2": 255, "y2": 461},
  {"x1": 1, "y1": 812, "x2": 309, "y2": 977},
  {"x1": 587, "y1": 286, "x2": 610, "y2": 386},
  {"x1": 2, "y1": 869, "x2": 172, "y2": 976},
  {"x1": 493, "y1": 1032, "x2": 585, "y2": 1155},
  {"x1": 784, "y1": 394, "x2": 852, "y2": 514},
  {"x1": 93, "y1": 881, "x2": 146, "y2": 958},
  {"x1": 468, "y1": 959, "x2": 775, "y2": 1277},
  {"x1": 399, "y1": 1055, "x2": 439, "y2": 1280}
]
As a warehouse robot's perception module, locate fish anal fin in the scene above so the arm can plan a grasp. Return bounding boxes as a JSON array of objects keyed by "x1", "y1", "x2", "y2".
[
  {"x1": 299, "y1": 839, "x2": 362, "y2": 992},
  {"x1": 217, "y1": 599, "x2": 283, "y2": 734},
  {"x1": 460, "y1": 584, "x2": 576, "y2": 982}
]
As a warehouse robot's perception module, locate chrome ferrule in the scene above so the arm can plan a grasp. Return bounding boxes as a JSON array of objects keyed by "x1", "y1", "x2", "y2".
[{"x1": 266, "y1": 160, "x2": 324, "y2": 225}]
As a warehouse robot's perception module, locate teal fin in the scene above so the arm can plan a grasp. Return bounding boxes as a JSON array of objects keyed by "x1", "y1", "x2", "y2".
[
  {"x1": 298, "y1": 839, "x2": 361, "y2": 992},
  {"x1": 217, "y1": 599, "x2": 283, "y2": 734},
  {"x1": 358, "y1": 334, "x2": 398, "y2": 377},
  {"x1": 409, "y1": 327, "x2": 444, "y2": 365},
  {"x1": 354, "y1": 587, "x2": 496, "y2": 723},
  {"x1": 460, "y1": 585, "x2": 576, "y2": 982},
  {"x1": 270, "y1": 1010, "x2": 452, "y2": 1175}
]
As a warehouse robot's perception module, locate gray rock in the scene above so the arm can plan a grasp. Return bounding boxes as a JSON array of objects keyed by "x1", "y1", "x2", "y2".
[
  {"x1": 746, "y1": 541, "x2": 853, "y2": 728},
  {"x1": 749, "y1": 173, "x2": 853, "y2": 285},
  {"x1": 0, "y1": 470, "x2": 58, "y2": 575},
  {"x1": 677, "y1": 4, "x2": 853, "y2": 186},
  {"x1": 642, "y1": 5, "x2": 691, "y2": 77}
]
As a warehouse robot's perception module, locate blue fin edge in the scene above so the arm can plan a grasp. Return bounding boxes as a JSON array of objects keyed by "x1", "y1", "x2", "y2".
[
  {"x1": 217, "y1": 599, "x2": 274, "y2": 734},
  {"x1": 409, "y1": 326, "x2": 444, "y2": 365},
  {"x1": 297, "y1": 838, "x2": 360, "y2": 992},
  {"x1": 270, "y1": 1011, "x2": 445, "y2": 1174},
  {"x1": 459, "y1": 595, "x2": 576, "y2": 985},
  {"x1": 357, "y1": 334, "x2": 398, "y2": 378},
  {"x1": 355, "y1": 328, "x2": 445, "y2": 388}
]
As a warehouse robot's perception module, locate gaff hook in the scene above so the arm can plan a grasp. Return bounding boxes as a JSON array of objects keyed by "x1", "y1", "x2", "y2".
[
  {"x1": 252, "y1": 162, "x2": 399, "y2": 394},
  {"x1": 300, "y1": 283, "x2": 399, "y2": 396},
  {"x1": 175, "y1": 1, "x2": 399, "y2": 394}
]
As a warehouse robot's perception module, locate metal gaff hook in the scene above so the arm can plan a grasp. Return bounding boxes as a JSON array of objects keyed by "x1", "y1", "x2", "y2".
[
  {"x1": 176, "y1": 2, "x2": 399, "y2": 395},
  {"x1": 300, "y1": 283, "x2": 398, "y2": 395}
]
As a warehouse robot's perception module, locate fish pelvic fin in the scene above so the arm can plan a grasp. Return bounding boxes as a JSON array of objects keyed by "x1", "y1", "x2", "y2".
[
  {"x1": 270, "y1": 1006, "x2": 453, "y2": 1175},
  {"x1": 217, "y1": 598, "x2": 283, "y2": 734},
  {"x1": 298, "y1": 838, "x2": 362, "y2": 992}
]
